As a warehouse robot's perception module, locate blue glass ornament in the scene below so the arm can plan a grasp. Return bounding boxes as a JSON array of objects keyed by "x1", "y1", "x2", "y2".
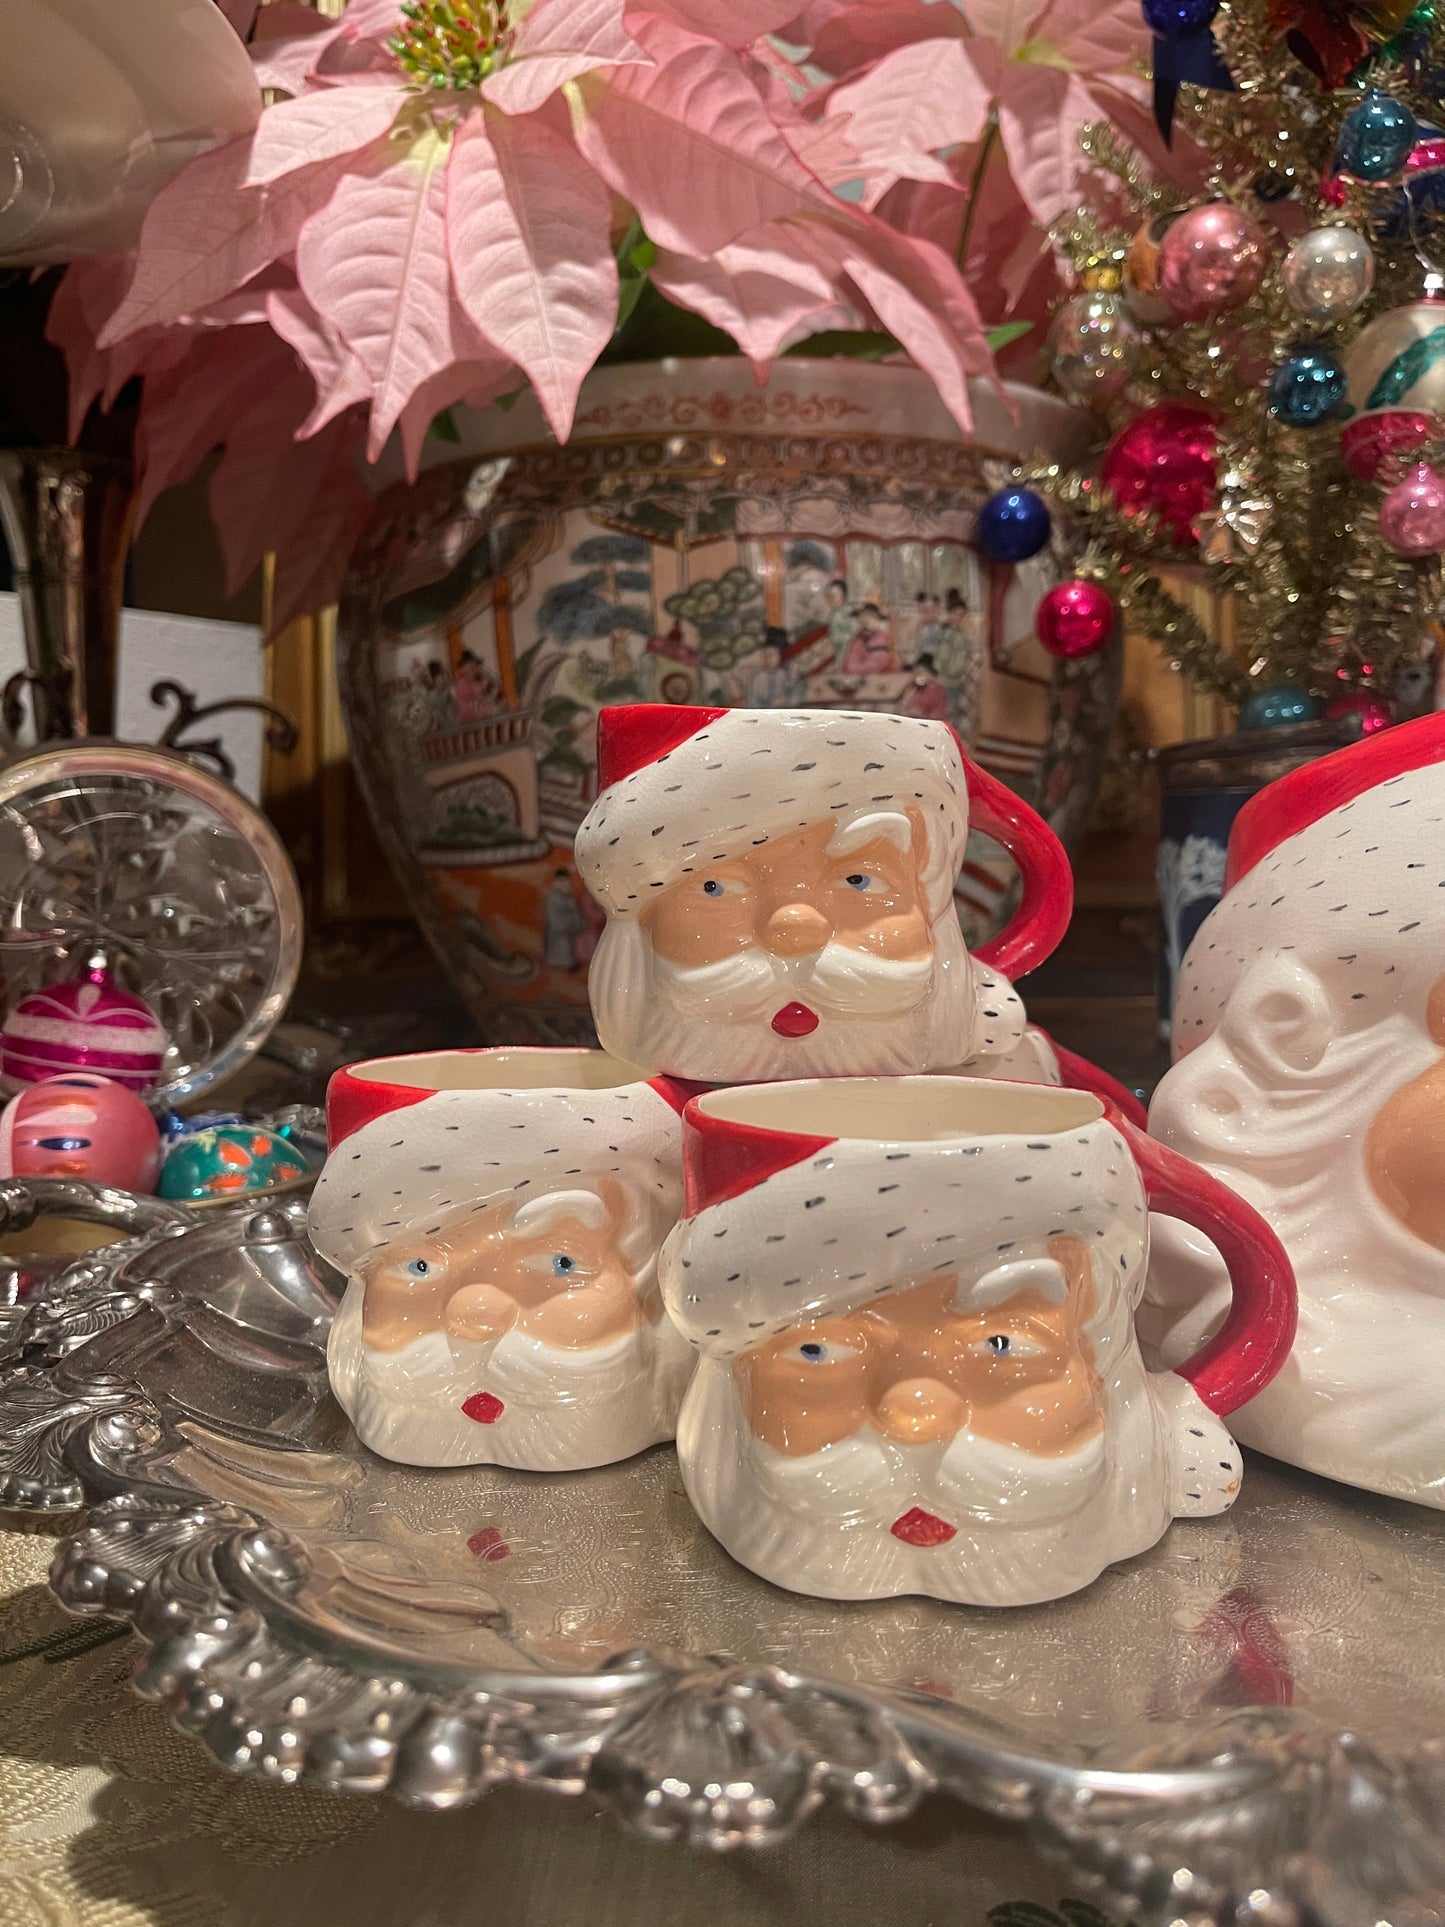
[
  {"x1": 1336, "y1": 90, "x2": 1419, "y2": 181},
  {"x1": 1268, "y1": 347, "x2": 1347, "y2": 426},
  {"x1": 1239, "y1": 686, "x2": 1321, "y2": 730},
  {"x1": 1141, "y1": 0, "x2": 1218, "y2": 35},
  {"x1": 975, "y1": 487, "x2": 1052, "y2": 563}
]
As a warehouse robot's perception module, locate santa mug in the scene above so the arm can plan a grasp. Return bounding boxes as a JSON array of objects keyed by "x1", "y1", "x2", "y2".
[
  {"x1": 574, "y1": 704, "x2": 1073, "y2": 1084},
  {"x1": 1145, "y1": 711, "x2": 1445, "y2": 1510},
  {"x1": 309, "y1": 1048, "x2": 694, "y2": 1471},
  {"x1": 659, "y1": 1076, "x2": 1295, "y2": 1607}
]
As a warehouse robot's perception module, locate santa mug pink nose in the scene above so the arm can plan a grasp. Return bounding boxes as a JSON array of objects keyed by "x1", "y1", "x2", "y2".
[
  {"x1": 309, "y1": 1047, "x2": 695, "y2": 1470},
  {"x1": 659, "y1": 1076, "x2": 1295, "y2": 1607},
  {"x1": 574, "y1": 704, "x2": 1073, "y2": 1084}
]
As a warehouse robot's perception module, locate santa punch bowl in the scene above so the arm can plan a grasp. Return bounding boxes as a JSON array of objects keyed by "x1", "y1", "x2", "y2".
[{"x1": 337, "y1": 359, "x2": 1102, "y2": 1045}]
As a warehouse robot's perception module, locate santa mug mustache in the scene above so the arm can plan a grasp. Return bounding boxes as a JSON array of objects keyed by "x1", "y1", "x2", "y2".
[
  {"x1": 308, "y1": 1046, "x2": 695, "y2": 1471},
  {"x1": 574, "y1": 704, "x2": 1074, "y2": 1085},
  {"x1": 658, "y1": 1075, "x2": 1296, "y2": 1607}
]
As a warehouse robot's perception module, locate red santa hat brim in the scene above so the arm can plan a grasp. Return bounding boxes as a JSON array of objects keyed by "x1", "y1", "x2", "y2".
[{"x1": 1227, "y1": 712, "x2": 1445, "y2": 890}]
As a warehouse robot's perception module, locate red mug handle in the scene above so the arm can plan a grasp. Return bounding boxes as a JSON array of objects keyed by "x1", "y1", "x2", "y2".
[
  {"x1": 1102, "y1": 1102, "x2": 1298, "y2": 1417},
  {"x1": 953, "y1": 742, "x2": 1073, "y2": 982},
  {"x1": 1039, "y1": 1031, "x2": 1148, "y2": 1131}
]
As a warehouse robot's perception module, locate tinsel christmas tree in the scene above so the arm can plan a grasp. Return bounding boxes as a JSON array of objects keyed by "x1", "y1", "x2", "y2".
[{"x1": 1028, "y1": 0, "x2": 1445, "y2": 723}]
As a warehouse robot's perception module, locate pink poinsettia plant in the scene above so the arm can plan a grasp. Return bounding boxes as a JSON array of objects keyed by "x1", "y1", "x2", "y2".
[{"x1": 49, "y1": 0, "x2": 1165, "y2": 631}]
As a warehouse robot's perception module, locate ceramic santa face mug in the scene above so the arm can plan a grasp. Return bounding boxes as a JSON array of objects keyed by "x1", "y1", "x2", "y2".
[
  {"x1": 1145, "y1": 711, "x2": 1445, "y2": 1510},
  {"x1": 309, "y1": 1048, "x2": 694, "y2": 1471},
  {"x1": 659, "y1": 1076, "x2": 1295, "y2": 1607},
  {"x1": 574, "y1": 704, "x2": 1073, "y2": 1083}
]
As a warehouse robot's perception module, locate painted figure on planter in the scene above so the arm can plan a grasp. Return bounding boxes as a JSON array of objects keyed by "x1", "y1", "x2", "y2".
[
  {"x1": 574, "y1": 704, "x2": 1073, "y2": 1084},
  {"x1": 1144, "y1": 713, "x2": 1445, "y2": 1510},
  {"x1": 309, "y1": 1048, "x2": 693, "y2": 1471},
  {"x1": 659, "y1": 1077, "x2": 1293, "y2": 1606}
]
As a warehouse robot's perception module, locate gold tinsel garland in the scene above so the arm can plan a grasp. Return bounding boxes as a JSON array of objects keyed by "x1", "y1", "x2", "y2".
[{"x1": 1041, "y1": 8, "x2": 1445, "y2": 708}]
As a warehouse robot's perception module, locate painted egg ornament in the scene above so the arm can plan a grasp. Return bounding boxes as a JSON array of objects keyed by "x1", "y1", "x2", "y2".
[
  {"x1": 157, "y1": 1124, "x2": 310, "y2": 1203},
  {"x1": 1336, "y1": 90, "x2": 1419, "y2": 181},
  {"x1": 1239, "y1": 685, "x2": 1321, "y2": 729},
  {"x1": 1281, "y1": 226, "x2": 1375, "y2": 324},
  {"x1": 1379, "y1": 463, "x2": 1445, "y2": 552},
  {"x1": 1269, "y1": 346, "x2": 1348, "y2": 426},
  {"x1": 1339, "y1": 297, "x2": 1445, "y2": 478},
  {"x1": 976, "y1": 487, "x2": 1052, "y2": 562},
  {"x1": 1156, "y1": 203, "x2": 1269, "y2": 321},
  {"x1": 1051, "y1": 289, "x2": 1137, "y2": 399},
  {"x1": 1034, "y1": 580, "x2": 1115, "y2": 658},
  {"x1": 0, "y1": 1072, "x2": 161, "y2": 1191},
  {"x1": 1100, "y1": 404, "x2": 1219, "y2": 544},
  {"x1": 1, "y1": 962, "x2": 166, "y2": 1093}
]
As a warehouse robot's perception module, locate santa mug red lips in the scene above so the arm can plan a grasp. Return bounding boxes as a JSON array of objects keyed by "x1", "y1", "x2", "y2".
[
  {"x1": 574, "y1": 704, "x2": 1073, "y2": 1084},
  {"x1": 659, "y1": 1075, "x2": 1296, "y2": 1607},
  {"x1": 309, "y1": 1047, "x2": 695, "y2": 1471}
]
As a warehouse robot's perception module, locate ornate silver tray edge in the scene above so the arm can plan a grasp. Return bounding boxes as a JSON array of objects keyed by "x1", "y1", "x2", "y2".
[{"x1": 1, "y1": 1185, "x2": 1441, "y2": 1927}]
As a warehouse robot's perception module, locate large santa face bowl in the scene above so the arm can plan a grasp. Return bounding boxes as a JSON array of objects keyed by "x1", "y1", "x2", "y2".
[
  {"x1": 309, "y1": 1047, "x2": 693, "y2": 1472},
  {"x1": 1145, "y1": 711, "x2": 1445, "y2": 1510},
  {"x1": 660, "y1": 1076, "x2": 1295, "y2": 1607},
  {"x1": 574, "y1": 704, "x2": 1073, "y2": 1084}
]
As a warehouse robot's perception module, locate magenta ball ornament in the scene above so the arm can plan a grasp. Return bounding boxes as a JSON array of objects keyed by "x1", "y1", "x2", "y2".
[
  {"x1": 1325, "y1": 693, "x2": 1395, "y2": 734},
  {"x1": 1157, "y1": 202, "x2": 1269, "y2": 321},
  {"x1": 1035, "y1": 580, "x2": 1115, "y2": 658},
  {"x1": 1379, "y1": 464, "x2": 1445, "y2": 554}
]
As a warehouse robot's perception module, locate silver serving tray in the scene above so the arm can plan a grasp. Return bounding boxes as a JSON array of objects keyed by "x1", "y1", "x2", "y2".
[{"x1": 1, "y1": 1179, "x2": 1443, "y2": 1926}]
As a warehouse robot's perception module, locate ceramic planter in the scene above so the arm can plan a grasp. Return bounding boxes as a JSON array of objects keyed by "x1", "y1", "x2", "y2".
[{"x1": 337, "y1": 358, "x2": 1106, "y2": 1045}]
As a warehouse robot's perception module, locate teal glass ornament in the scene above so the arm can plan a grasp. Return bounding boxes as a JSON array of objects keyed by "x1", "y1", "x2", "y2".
[
  {"x1": 1268, "y1": 346, "x2": 1347, "y2": 426},
  {"x1": 1336, "y1": 90, "x2": 1418, "y2": 182},
  {"x1": 1239, "y1": 685, "x2": 1321, "y2": 730},
  {"x1": 158, "y1": 1122, "x2": 311, "y2": 1202}
]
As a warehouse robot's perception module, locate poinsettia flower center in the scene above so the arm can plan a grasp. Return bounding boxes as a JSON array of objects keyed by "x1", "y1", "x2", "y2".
[
  {"x1": 1010, "y1": 36, "x2": 1075, "y2": 69},
  {"x1": 390, "y1": 0, "x2": 514, "y2": 91}
]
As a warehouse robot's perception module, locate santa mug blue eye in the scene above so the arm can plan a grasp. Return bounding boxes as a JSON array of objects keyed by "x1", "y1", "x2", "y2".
[
  {"x1": 843, "y1": 873, "x2": 878, "y2": 892},
  {"x1": 793, "y1": 1338, "x2": 860, "y2": 1364},
  {"x1": 985, "y1": 1334, "x2": 1011, "y2": 1356},
  {"x1": 551, "y1": 1253, "x2": 577, "y2": 1277},
  {"x1": 405, "y1": 1258, "x2": 431, "y2": 1279},
  {"x1": 702, "y1": 879, "x2": 725, "y2": 897}
]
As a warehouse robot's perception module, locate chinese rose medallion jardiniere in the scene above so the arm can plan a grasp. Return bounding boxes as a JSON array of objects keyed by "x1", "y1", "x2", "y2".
[
  {"x1": 309, "y1": 1047, "x2": 694, "y2": 1471},
  {"x1": 337, "y1": 359, "x2": 1102, "y2": 1046},
  {"x1": 574, "y1": 703, "x2": 1071, "y2": 1083},
  {"x1": 1144, "y1": 711, "x2": 1445, "y2": 1510},
  {"x1": 659, "y1": 1075, "x2": 1295, "y2": 1606}
]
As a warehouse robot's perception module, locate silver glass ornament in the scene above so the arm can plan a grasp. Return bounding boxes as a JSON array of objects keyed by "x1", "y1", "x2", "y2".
[
  {"x1": 1051, "y1": 289, "x2": 1137, "y2": 399},
  {"x1": 1281, "y1": 226, "x2": 1375, "y2": 326}
]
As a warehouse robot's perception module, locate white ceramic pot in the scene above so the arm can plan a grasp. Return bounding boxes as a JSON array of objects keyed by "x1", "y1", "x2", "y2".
[{"x1": 338, "y1": 358, "x2": 1107, "y2": 1047}]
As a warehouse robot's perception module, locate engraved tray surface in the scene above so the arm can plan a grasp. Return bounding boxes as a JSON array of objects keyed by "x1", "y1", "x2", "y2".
[{"x1": 2, "y1": 1181, "x2": 1443, "y2": 1927}]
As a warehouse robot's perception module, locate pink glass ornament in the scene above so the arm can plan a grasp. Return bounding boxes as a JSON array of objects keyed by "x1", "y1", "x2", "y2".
[
  {"x1": 0, "y1": 962, "x2": 166, "y2": 1092},
  {"x1": 0, "y1": 1072, "x2": 161, "y2": 1191},
  {"x1": 1157, "y1": 202, "x2": 1269, "y2": 321},
  {"x1": 1035, "y1": 580, "x2": 1116, "y2": 658},
  {"x1": 1101, "y1": 404, "x2": 1219, "y2": 545},
  {"x1": 1379, "y1": 464, "x2": 1445, "y2": 555},
  {"x1": 1326, "y1": 693, "x2": 1395, "y2": 734}
]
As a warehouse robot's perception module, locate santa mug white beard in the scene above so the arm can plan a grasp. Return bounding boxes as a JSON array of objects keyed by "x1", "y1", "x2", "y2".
[
  {"x1": 327, "y1": 1286, "x2": 695, "y2": 1470},
  {"x1": 574, "y1": 704, "x2": 1073, "y2": 1084},
  {"x1": 660, "y1": 1076, "x2": 1297, "y2": 1607},
  {"x1": 1143, "y1": 715, "x2": 1445, "y2": 1507},
  {"x1": 308, "y1": 1046, "x2": 692, "y2": 1471}
]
